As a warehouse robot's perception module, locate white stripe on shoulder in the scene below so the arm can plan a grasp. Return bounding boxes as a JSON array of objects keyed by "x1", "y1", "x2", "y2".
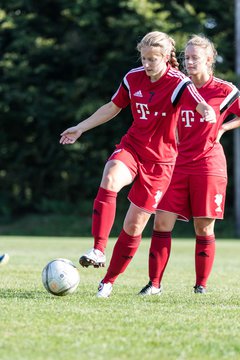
[
  {"x1": 213, "y1": 76, "x2": 235, "y2": 89},
  {"x1": 126, "y1": 66, "x2": 145, "y2": 75},
  {"x1": 123, "y1": 67, "x2": 145, "y2": 93},
  {"x1": 168, "y1": 69, "x2": 186, "y2": 80},
  {"x1": 130, "y1": 66, "x2": 145, "y2": 72},
  {"x1": 220, "y1": 87, "x2": 240, "y2": 111},
  {"x1": 171, "y1": 77, "x2": 196, "y2": 103},
  {"x1": 123, "y1": 76, "x2": 130, "y2": 92},
  {"x1": 187, "y1": 83, "x2": 205, "y2": 102}
]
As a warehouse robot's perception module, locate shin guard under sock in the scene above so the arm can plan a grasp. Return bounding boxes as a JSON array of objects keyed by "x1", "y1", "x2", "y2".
[
  {"x1": 149, "y1": 231, "x2": 172, "y2": 288},
  {"x1": 103, "y1": 229, "x2": 141, "y2": 284},
  {"x1": 195, "y1": 234, "x2": 216, "y2": 288},
  {"x1": 92, "y1": 187, "x2": 117, "y2": 253}
]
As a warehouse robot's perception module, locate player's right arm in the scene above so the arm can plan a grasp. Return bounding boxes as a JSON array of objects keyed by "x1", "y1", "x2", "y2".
[
  {"x1": 174, "y1": 76, "x2": 217, "y2": 124},
  {"x1": 60, "y1": 101, "x2": 121, "y2": 145},
  {"x1": 196, "y1": 102, "x2": 216, "y2": 123}
]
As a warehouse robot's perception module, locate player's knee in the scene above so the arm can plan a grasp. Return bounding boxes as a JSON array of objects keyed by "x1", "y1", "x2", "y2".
[
  {"x1": 124, "y1": 217, "x2": 148, "y2": 236},
  {"x1": 154, "y1": 212, "x2": 176, "y2": 232},
  {"x1": 154, "y1": 222, "x2": 171, "y2": 232},
  {"x1": 154, "y1": 218, "x2": 174, "y2": 232},
  {"x1": 195, "y1": 227, "x2": 213, "y2": 236},
  {"x1": 101, "y1": 172, "x2": 118, "y2": 190},
  {"x1": 194, "y1": 220, "x2": 215, "y2": 236}
]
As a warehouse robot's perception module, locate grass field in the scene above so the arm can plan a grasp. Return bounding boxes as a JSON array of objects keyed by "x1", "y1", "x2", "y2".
[{"x1": 0, "y1": 236, "x2": 239, "y2": 360}]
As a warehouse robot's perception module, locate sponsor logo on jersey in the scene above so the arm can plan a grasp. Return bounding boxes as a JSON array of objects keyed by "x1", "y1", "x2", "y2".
[
  {"x1": 134, "y1": 90, "x2": 143, "y2": 97},
  {"x1": 181, "y1": 109, "x2": 212, "y2": 127},
  {"x1": 136, "y1": 103, "x2": 150, "y2": 119},
  {"x1": 181, "y1": 110, "x2": 195, "y2": 127}
]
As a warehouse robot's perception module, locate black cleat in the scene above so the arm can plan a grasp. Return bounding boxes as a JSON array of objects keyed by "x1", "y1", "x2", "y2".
[
  {"x1": 193, "y1": 285, "x2": 207, "y2": 294},
  {"x1": 138, "y1": 281, "x2": 162, "y2": 296}
]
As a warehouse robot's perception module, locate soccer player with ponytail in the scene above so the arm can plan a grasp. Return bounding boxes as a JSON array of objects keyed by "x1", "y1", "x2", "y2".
[{"x1": 60, "y1": 31, "x2": 216, "y2": 297}]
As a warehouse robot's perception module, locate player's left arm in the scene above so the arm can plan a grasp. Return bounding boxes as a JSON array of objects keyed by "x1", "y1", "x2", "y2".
[
  {"x1": 216, "y1": 92, "x2": 240, "y2": 142},
  {"x1": 216, "y1": 116, "x2": 240, "y2": 142}
]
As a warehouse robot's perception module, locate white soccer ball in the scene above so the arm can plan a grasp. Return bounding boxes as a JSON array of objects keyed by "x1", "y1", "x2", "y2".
[{"x1": 42, "y1": 258, "x2": 80, "y2": 296}]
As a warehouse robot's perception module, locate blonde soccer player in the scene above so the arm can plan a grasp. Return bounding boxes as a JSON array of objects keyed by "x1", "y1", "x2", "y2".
[{"x1": 139, "y1": 35, "x2": 240, "y2": 296}]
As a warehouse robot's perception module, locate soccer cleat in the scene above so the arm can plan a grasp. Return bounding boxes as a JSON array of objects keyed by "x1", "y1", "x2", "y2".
[
  {"x1": 96, "y1": 280, "x2": 113, "y2": 298},
  {"x1": 138, "y1": 281, "x2": 162, "y2": 296},
  {"x1": 0, "y1": 254, "x2": 9, "y2": 266},
  {"x1": 193, "y1": 285, "x2": 207, "y2": 294},
  {"x1": 79, "y1": 248, "x2": 106, "y2": 268}
]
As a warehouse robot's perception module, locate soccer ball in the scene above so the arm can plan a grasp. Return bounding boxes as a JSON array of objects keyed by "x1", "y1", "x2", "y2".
[{"x1": 42, "y1": 258, "x2": 80, "y2": 296}]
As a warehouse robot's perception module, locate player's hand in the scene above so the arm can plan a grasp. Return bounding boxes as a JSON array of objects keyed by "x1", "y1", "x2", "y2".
[
  {"x1": 203, "y1": 108, "x2": 217, "y2": 123},
  {"x1": 59, "y1": 126, "x2": 83, "y2": 144}
]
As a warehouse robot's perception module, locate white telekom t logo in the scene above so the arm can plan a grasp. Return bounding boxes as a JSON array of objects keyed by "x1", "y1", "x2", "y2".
[
  {"x1": 136, "y1": 103, "x2": 150, "y2": 120},
  {"x1": 181, "y1": 110, "x2": 205, "y2": 127},
  {"x1": 181, "y1": 110, "x2": 195, "y2": 127}
]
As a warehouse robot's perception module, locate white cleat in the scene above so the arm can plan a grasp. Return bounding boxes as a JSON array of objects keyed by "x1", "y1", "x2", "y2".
[
  {"x1": 96, "y1": 281, "x2": 113, "y2": 298},
  {"x1": 0, "y1": 254, "x2": 10, "y2": 266},
  {"x1": 79, "y1": 248, "x2": 106, "y2": 268}
]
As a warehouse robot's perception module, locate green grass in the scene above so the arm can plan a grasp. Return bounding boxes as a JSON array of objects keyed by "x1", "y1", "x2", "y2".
[{"x1": 0, "y1": 237, "x2": 240, "y2": 360}]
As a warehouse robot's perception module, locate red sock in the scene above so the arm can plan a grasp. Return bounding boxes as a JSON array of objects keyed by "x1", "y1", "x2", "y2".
[
  {"x1": 195, "y1": 235, "x2": 216, "y2": 288},
  {"x1": 103, "y1": 229, "x2": 141, "y2": 284},
  {"x1": 149, "y1": 231, "x2": 172, "y2": 288},
  {"x1": 92, "y1": 187, "x2": 117, "y2": 253}
]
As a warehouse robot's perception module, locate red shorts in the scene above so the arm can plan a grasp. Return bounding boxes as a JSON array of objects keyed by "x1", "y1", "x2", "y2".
[
  {"x1": 109, "y1": 148, "x2": 174, "y2": 213},
  {"x1": 157, "y1": 172, "x2": 227, "y2": 220}
]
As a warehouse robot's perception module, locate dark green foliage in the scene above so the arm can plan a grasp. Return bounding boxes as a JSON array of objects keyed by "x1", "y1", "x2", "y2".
[{"x1": 0, "y1": 0, "x2": 237, "y2": 225}]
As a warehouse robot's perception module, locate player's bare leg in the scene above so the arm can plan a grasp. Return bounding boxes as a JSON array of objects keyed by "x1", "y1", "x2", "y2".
[{"x1": 79, "y1": 159, "x2": 133, "y2": 268}]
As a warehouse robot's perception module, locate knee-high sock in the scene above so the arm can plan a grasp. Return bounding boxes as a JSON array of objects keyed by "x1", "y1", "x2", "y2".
[
  {"x1": 92, "y1": 187, "x2": 117, "y2": 253},
  {"x1": 195, "y1": 234, "x2": 216, "y2": 288},
  {"x1": 149, "y1": 231, "x2": 172, "y2": 288},
  {"x1": 103, "y1": 229, "x2": 141, "y2": 284}
]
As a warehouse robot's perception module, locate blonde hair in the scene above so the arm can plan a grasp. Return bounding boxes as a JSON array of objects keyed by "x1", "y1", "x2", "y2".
[
  {"x1": 185, "y1": 34, "x2": 217, "y2": 74},
  {"x1": 137, "y1": 31, "x2": 179, "y2": 69}
]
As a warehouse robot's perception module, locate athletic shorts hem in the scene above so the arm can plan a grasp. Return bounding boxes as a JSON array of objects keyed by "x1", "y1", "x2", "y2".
[
  {"x1": 128, "y1": 199, "x2": 156, "y2": 215},
  {"x1": 193, "y1": 215, "x2": 224, "y2": 220},
  {"x1": 157, "y1": 209, "x2": 189, "y2": 222}
]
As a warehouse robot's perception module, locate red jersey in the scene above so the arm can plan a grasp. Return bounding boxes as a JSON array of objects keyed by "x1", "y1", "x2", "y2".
[
  {"x1": 175, "y1": 76, "x2": 240, "y2": 176},
  {"x1": 111, "y1": 64, "x2": 204, "y2": 164}
]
